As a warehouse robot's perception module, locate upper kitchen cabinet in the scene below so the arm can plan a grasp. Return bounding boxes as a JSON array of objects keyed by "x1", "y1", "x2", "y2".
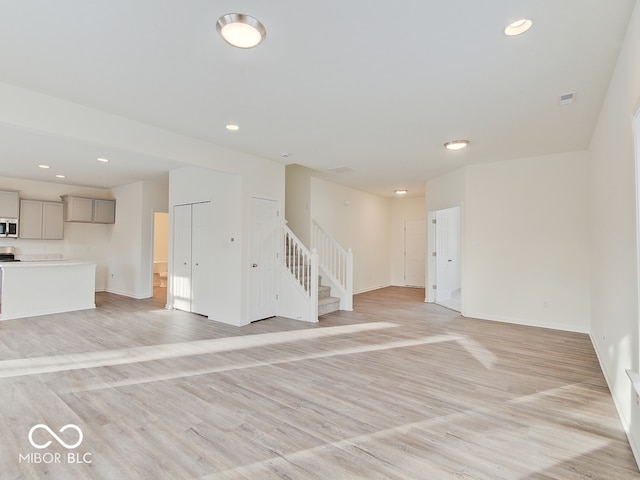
[
  {"x1": 20, "y1": 199, "x2": 64, "y2": 239},
  {"x1": 61, "y1": 196, "x2": 116, "y2": 224},
  {"x1": 0, "y1": 190, "x2": 19, "y2": 218},
  {"x1": 62, "y1": 196, "x2": 93, "y2": 222},
  {"x1": 93, "y1": 198, "x2": 116, "y2": 224}
]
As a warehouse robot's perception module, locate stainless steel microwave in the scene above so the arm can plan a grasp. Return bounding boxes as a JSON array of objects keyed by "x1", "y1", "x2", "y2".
[{"x1": 0, "y1": 218, "x2": 18, "y2": 237}]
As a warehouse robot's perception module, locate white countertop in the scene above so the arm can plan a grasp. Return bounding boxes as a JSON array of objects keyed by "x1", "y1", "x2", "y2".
[{"x1": 0, "y1": 260, "x2": 96, "y2": 268}]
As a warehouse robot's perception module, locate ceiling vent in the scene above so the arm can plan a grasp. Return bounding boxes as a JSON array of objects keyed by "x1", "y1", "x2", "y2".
[{"x1": 559, "y1": 92, "x2": 576, "y2": 105}]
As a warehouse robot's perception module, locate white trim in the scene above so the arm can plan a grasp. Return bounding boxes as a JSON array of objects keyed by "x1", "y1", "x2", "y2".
[
  {"x1": 463, "y1": 310, "x2": 590, "y2": 334},
  {"x1": 634, "y1": 108, "x2": 640, "y2": 372},
  {"x1": 353, "y1": 283, "x2": 392, "y2": 295},
  {"x1": 591, "y1": 335, "x2": 640, "y2": 469}
]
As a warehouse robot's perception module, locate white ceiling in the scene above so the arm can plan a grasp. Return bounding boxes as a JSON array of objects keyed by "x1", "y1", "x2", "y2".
[{"x1": 0, "y1": 0, "x2": 635, "y2": 196}]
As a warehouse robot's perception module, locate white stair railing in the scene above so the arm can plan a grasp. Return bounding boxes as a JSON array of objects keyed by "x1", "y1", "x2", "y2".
[
  {"x1": 281, "y1": 223, "x2": 318, "y2": 322},
  {"x1": 311, "y1": 220, "x2": 353, "y2": 311}
]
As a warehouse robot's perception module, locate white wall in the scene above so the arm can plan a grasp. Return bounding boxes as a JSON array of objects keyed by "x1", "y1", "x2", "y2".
[
  {"x1": 426, "y1": 151, "x2": 591, "y2": 332},
  {"x1": 169, "y1": 166, "x2": 242, "y2": 324},
  {"x1": 139, "y1": 181, "x2": 169, "y2": 297},
  {"x1": 0, "y1": 176, "x2": 112, "y2": 290},
  {"x1": 105, "y1": 180, "x2": 168, "y2": 299},
  {"x1": 285, "y1": 164, "x2": 313, "y2": 246},
  {"x1": 169, "y1": 164, "x2": 286, "y2": 327},
  {"x1": 106, "y1": 182, "x2": 142, "y2": 297},
  {"x1": 589, "y1": 0, "x2": 640, "y2": 463},
  {"x1": 425, "y1": 168, "x2": 466, "y2": 213},
  {"x1": 310, "y1": 177, "x2": 391, "y2": 294},
  {"x1": 464, "y1": 151, "x2": 590, "y2": 332},
  {"x1": 390, "y1": 197, "x2": 426, "y2": 286},
  {"x1": 426, "y1": 168, "x2": 466, "y2": 299}
]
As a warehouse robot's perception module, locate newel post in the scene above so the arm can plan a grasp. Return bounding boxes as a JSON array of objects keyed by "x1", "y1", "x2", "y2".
[
  {"x1": 345, "y1": 248, "x2": 354, "y2": 311},
  {"x1": 310, "y1": 248, "x2": 319, "y2": 322}
]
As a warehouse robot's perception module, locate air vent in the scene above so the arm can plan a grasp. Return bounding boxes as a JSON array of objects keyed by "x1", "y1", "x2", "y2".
[{"x1": 559, "y1": 92, "x2": 576, "y2": 105}]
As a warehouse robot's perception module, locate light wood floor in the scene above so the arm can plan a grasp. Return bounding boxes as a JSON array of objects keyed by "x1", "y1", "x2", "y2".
[{"x1": 0, "y1": 286, "x2": 637, "y2": 479}]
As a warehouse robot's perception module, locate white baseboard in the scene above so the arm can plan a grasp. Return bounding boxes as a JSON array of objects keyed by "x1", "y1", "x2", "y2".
[
  {"x1": 590, "y1": 334, "x2": 640, "y2": 470},
  {"x1": 462, "y1": 310, "x2": 590, "y2": 334},
  {"x1": 353, "y1": 283, "x2": 392, "y2": 295},
  {"x1": 104, "y1": 288, "x2": 149, "y2": 300}
]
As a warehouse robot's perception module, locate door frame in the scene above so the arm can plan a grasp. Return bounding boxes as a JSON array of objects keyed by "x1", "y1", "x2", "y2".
[
  {"x1": 427, "y1": 206, "x2": 462, "y2": 310},
  {"x1": 249, "y1": 196, "x2": 281, "y2": 322},
  {"x1": 151, "y1": 210, "x2": 169, "y2": 307}
]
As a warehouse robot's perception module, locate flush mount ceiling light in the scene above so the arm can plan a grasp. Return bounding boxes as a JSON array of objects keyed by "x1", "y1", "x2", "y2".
[
  {"x1": 217, "y1": 13, "x2": 266, "y2": 48},
  {"x1": 444, "y1": 140, "x2": 470, "y2": 151},
  {"x1": 97, "y1": 157, "x2": 109, "y2": 163},
  {"x1": 56, "y1": 174, "x2": 66, "y2": 178},
  {"x1": 38, "y1": 164, "x2": 50, "y2": 169},
  {"x1": 226, "y1": 124, "x2": 240, "y2": 131},
  {"x1": 505, "y1": 18, "x2": 533, "y2": 36},
  {"x1": 395, "y1": 190, "x2": 408, "y2": 195}
]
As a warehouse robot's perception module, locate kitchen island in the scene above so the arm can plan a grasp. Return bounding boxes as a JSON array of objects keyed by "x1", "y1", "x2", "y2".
[{"x1": 0, "y1": 261, "x2": 96, "y2": 320}]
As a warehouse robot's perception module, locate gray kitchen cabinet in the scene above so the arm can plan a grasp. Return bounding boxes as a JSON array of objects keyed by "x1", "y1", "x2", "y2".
[
  {"x1": 93, "y1": 198, "x2": 116, "y2": 224},
  {"x1": 19, "y1": 199, "x2": 64, "y2": 239},
  {"x1": 0, "y1": 190, "x2": 19, "y2": 218},
  {"x1": 61, "y1": 196, "x2": 115, "y2": 223},
  {"x1": 62, "y1": 196, "x2": 94, "y2": 222}
]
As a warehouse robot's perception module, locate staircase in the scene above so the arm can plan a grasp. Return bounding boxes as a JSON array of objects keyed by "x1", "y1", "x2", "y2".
[
  {"x1": 281, "y1": 224, "x2": 342, "y2": 321},
  {"x1": 318, "y1": 278, "x2": 340, "y2": 316},
  {"x1": 312, "y1": 220, "x2": 354, "y2": 311}
]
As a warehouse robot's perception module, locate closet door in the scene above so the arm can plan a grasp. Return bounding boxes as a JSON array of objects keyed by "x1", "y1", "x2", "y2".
[
  {"x1": 190, "y1": 202, "x2": 210, "y2": 316},
  {"x1": 172, "y1": 204, "x2": 192, "y2": 312}
]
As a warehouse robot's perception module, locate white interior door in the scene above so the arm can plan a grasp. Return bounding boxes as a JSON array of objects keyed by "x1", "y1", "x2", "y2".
[
  {"x1": 250, "y1": 197, "x2": 279, "y2": 321},
  {"x1": 190, "y1": 202, "x2": 210, "y2": 316},
  {"x1": 435, "y1": 212, "x2": 452, "y2": 302},
  {"x1": 172, "y1": 204, "x2": 192, "y2": 312},
  {"x1": 172, "y1": 202, "x2": 210, "y2": 315},
  {"x1": 429, "y1": 206, "x2": 462, "y2": 311},
  {"x1": 405, "y1": 219, "x2": 426, "y2": 287}
]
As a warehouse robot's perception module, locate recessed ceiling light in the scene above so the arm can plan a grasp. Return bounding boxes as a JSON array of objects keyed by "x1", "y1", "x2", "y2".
[
  {"x1": 505, "y1": 18, "x2": 533, "y2": 36},
  {"x1": 56, "y1": 174, "x2": 66, "y2": 178},
  {"x1": 216, "y1": 13, "x2": 266, "y2": 49},
  {"x1": 38, "y1": 164, "x2": 50, "y2": 169},
  {"x1": 395, "y1": 190, "x2": 408, "y2": 195},
  {"x1": 444, "y1": 140, "x2": 470, "y2": 151},
  {"x1": 97, "y1": 157, "x2": 109, "y2": 163},
  {"x1": 226, "y1": 124, "x2": 240, "y2": 131}
]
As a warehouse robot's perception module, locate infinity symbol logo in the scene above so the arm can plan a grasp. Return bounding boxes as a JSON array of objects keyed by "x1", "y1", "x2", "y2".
[{"x1": 28, "y1": 424, "x2": 83, "y2": 449}]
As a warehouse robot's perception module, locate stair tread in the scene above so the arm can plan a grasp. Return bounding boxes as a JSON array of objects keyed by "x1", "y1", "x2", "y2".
[{"x1": 318, "y1": 296, "x2": 340, "y2": 305}]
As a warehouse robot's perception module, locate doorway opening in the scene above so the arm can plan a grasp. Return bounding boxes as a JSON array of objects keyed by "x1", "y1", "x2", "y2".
[
  {"x1": 427, "y1": 206, "x2": 462, "y2": 312},
  {"x1": 152, "y1": 211, "x2": 169, "y2": 306}
]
